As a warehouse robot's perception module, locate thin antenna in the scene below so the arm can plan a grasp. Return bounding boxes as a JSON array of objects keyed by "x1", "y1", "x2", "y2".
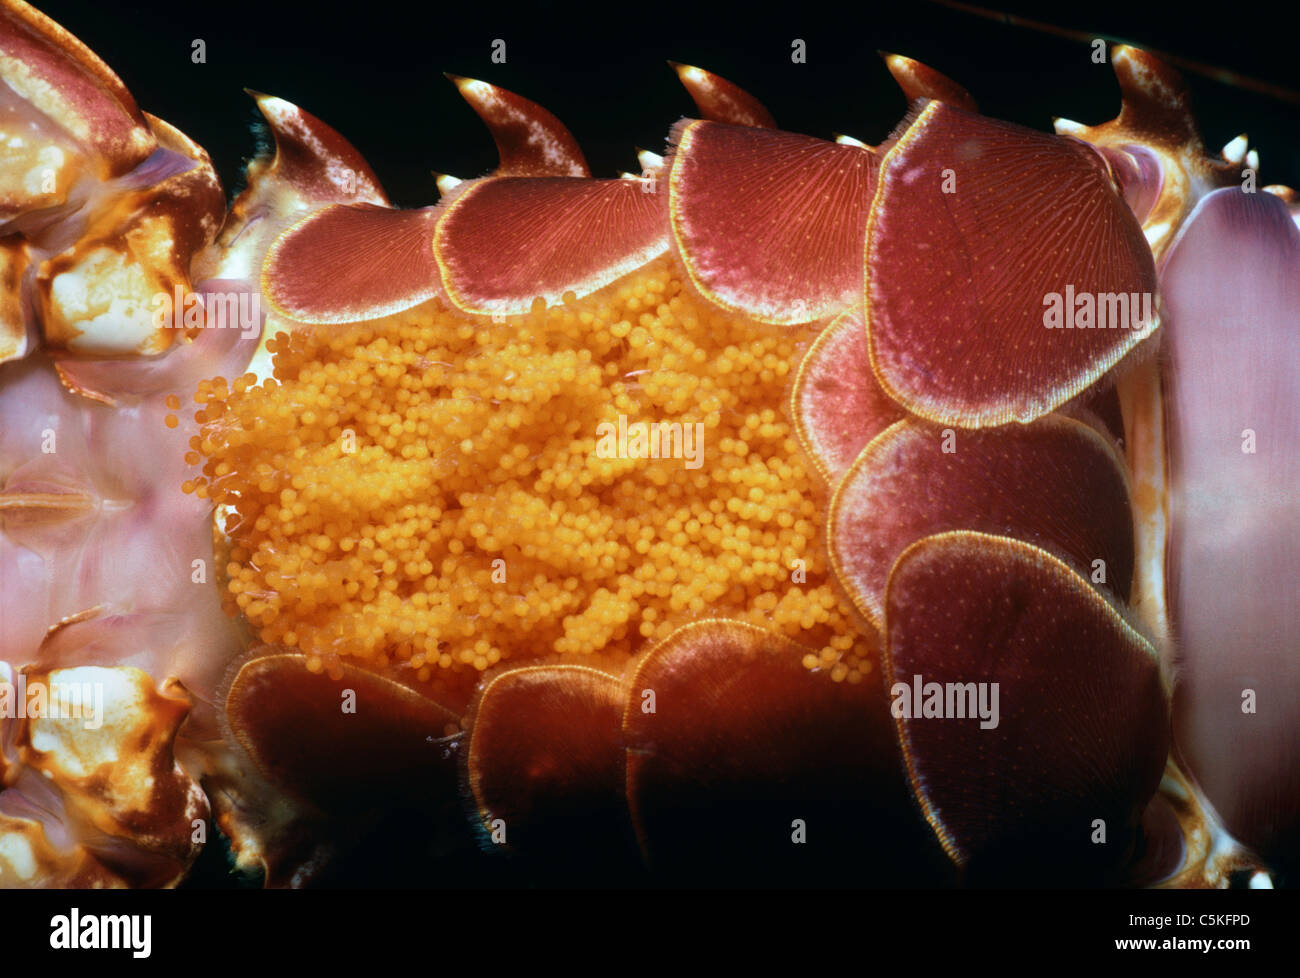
[{"x1": 930, "y1": 0, "x2": 1300, "y2": 105}]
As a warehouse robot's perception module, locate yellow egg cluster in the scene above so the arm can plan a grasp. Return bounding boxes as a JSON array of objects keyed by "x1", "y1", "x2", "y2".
[{"x1": 184, "y1": 257, "x2": 875, "y2": 695}]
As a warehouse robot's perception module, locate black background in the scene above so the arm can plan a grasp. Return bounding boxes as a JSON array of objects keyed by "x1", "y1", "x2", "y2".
[
  {"x1": 33, "y1": 0, "x2": 1300, "y2": 207},
  {"x1": 8, "y1": 884, "x2": 1295, "y2": 963}
]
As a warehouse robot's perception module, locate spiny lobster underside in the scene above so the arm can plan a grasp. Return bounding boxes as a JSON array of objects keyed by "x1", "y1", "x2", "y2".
[{"x1": 0, "y1": 0, "x2": 1297, "y2": 888}]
